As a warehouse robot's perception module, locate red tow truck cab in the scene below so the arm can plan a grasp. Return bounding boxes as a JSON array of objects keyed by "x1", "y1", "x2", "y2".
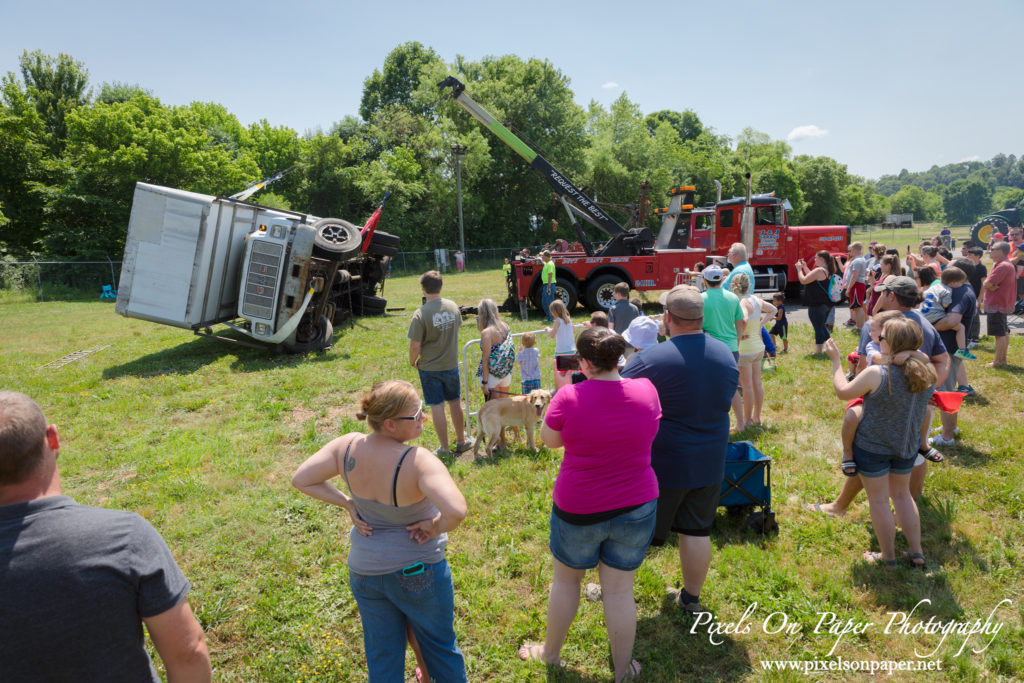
[{"x1": 660, "y1": 185, "x2": 850, "y2": 295}]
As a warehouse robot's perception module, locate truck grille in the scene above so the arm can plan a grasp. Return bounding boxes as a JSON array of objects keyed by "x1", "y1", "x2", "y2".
[{"x1": 241, "y1": 240, "x2": 284, "y2": 320}]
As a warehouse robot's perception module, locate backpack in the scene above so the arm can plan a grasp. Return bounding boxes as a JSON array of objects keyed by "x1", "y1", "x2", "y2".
[{"x1": 819, "y1": 274, "x2": 842, "y2": 303}]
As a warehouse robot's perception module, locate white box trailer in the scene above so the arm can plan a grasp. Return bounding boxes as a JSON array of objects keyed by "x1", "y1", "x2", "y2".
[{"x1": 116, "y1": 182, "x2": 397, "y2": 352}]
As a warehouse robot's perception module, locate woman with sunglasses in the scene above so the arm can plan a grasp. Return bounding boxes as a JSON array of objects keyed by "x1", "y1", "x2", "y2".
[{"x1": 293, "y1": 380, "x2": 468, "y2": 682}]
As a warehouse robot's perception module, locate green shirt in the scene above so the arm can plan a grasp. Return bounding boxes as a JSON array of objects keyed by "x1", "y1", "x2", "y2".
[
  {"x1": 408, "y1": 298, "x2": 462, "y2": 371},
  {"x1": 701, "y1": 288, "x2": 744, "y2": 352},
  {"x1": 541, "y1": 260, "x2": 556, "y2": 285}
]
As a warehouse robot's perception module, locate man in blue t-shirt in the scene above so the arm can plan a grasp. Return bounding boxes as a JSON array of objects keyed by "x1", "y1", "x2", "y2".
[
  {"x1": 723, "y1": 242, "x2": 754, "y2": 292},
  {"x1": 0, "y1": 392, "x2": 211, "y2": 682},
  {"x1": 622, "y1": 285, "x2": 738, "y2": 615}
]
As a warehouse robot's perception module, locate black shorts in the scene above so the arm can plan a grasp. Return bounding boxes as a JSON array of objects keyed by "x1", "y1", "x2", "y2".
[
  {"x1": 988, "y1": 311, "x2": 1009, "y2": 337},
  {"x1": 651, "y1": 483, "x2": 721, "y2": 542}
]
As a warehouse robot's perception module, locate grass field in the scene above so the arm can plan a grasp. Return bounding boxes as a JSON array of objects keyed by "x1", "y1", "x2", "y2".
[{"x1": 1, "y1": 269, "x2": 1022, "y2": 682}]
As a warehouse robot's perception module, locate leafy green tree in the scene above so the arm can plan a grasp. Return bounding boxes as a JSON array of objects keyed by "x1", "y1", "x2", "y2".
[
  {"x1": 793, "y1": 155, "x2": 848, "y2": 225},
  {"x1": 942, "y1": 175, "x2": 994, "y2": 224},
  {"x1": 42, "y1": 93, "x2": 259, "y2": 257},
  {"x1": 18, "y1": 50, "x2": 90, "y2": 153},
  {"x1": 645, "y1": 109, "x2": 703, "y2": 142},
  {"x1": 245, "y1": 120, "x2": 306, "y2": 206},
  {"x1": 96, "y1": 81, "x2": 151, "y2": 105},
  {"x1": 0, "y1": 74, "x2": 49, "y2": 256},
  {"x1": 991, "y1": 186, "x2": 1024, "y2": 211},
  {"x1": 359, "y1": 42, "x2": 443, "y2": 121}
]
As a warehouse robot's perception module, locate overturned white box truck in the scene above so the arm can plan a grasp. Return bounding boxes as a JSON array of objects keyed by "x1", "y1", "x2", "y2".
[{"x1": 116, "y1": 183, "x2": 397, "y2": 352}]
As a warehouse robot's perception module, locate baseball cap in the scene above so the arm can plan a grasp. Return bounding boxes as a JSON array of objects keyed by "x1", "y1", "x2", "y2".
[
  {"x1": 622, "y1": 316, "x2": 660, "y2": 350},
  {"x1": 874, "y1": 275, "x2": 918, "y2": 298},
  {"x1": 659, "y1": 284, "x2": 704, "y2": 320},
  {"x1": 702, "y1": 264, "x2": 724, "y2": 282}
]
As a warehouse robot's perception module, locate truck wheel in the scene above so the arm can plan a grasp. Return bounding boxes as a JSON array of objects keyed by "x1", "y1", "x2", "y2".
[
  {"x1": 555, "y1": 278, "x2": 579, "y2": 311},
  {"x1": 312, "y1": 218, "x2": 362, "y2": 259},
  {"x1": 368, "y1": 230, "x2": 400, "y2": 248},
  {"x1": 286, "y1": 315, "x2": 334, "y2": 353},
  {"x1": 970, "y1": 216, "x2": 1010, "y2": 246},
  {"x1": 585, "y1": 274, "x2": 626, "y2": 311},
  {"x1": 360, "y1": 294, "x2": 387, "y2": 315}
]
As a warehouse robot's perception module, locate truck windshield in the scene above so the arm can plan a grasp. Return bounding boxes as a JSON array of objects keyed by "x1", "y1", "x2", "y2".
[{"x1": 756, "y1": 206, "x2": 782, "y2": 225}]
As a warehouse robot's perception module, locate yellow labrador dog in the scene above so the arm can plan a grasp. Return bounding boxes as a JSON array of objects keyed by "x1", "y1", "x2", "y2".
[{"x1": 472, "y1": 389, "x2": 552, "y2": 457}]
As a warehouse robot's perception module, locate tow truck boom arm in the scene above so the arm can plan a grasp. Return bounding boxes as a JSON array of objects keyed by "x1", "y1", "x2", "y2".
[{"x1": 438, "y1": 76, "x2": 626, "y2": 239}]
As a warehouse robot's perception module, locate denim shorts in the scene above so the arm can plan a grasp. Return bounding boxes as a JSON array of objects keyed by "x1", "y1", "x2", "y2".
[
  {"x1": 349, "y1": 559, "x2": 467, "y2": 682},
  {"x1": 418, "y1": 367, "x2": 461, "y2": 406},
  {"x1": 522, "y1": 378, "x2": 542, "y2": 393},
  {"x1": 549, "y1": 499, "x2": 656, "y2": 571},
  {"x1": 853, "y1": 442, "x2": 915, "y2": 477}
]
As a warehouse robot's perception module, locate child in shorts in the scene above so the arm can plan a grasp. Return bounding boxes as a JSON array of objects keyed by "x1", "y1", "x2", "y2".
[
  {"x1": 516, "y1": 332, "x2": 542, "y2": 394},
  {"x1": 768, "y1": 292, "x2": 788, "y2": 353},
  {"x1": 836, "y1": 311, "x2": 937, "y2": 476},
  {"x1": 919, "y1": 267, "x2": 974, "y2": 360}
]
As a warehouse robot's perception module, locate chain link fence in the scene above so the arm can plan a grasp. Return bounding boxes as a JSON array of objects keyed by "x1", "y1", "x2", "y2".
[{"x1": 2, "y1": 247, "x2": 543, "y2": 302}]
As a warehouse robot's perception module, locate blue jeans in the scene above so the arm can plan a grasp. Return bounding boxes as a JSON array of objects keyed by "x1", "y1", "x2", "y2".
[
  {"x1": 349, "y1": 559, "x2": 467, "y2": 683},
  {"x1": 418, "y1": 367, "x2": 461, "y2": 407},
  {"x1": 807, "y1": 304, "x2": 832, "y2": 345},
  {"x1": 541, "y1": 283, "x2": 555, "y2": 321},
  {"x1": 549, "y1": 499, "x2": 657, "y2": 571}
]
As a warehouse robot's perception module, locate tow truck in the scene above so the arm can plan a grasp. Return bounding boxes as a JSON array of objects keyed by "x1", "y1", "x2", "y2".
[{"x1": 438, "y1": 77, "x2": 848, "y2": 312}]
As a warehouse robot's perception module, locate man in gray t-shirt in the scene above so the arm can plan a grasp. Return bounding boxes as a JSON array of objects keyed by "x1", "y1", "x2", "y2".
[
  {"x1": 844, "y1": 242, "x2": 869, "y2": 331},
  {"x1": 0, "y1": 391, "x2": 210, "y2": 682},
  {"x1": 408, "y1": 270, "x2": 469, "y2": 455}
]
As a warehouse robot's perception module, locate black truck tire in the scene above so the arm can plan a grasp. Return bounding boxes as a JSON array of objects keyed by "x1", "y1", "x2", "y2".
[
  {"x1": 312, "y1": 218, "x2": 362, "y2": 259},
  {"x1": 584, "y1": 274, "x2": 626, "y2": 311},
  {"x1": 970, "y1": 216, "x2": 1010, "y2": 246},
  {"x1": 532, "y1": 277, "x2": 579, "y2": 312},
  {"x1": 368, "y1": 230, "x2": 400, "y2": 248},
  {"x1": 286, "y1": 315, "x2": 334, "y2": 353},
  {"x1": 359, "y1": 295, "x2": 388, "y2": 316}
]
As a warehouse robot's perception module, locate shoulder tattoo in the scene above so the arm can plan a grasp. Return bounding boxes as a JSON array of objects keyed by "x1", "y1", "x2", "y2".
[{"x1": 345, "y1": 456, "x2": 356, "y2": 472}]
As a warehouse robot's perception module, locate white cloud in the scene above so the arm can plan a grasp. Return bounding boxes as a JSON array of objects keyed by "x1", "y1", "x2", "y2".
[
  {"x1": 601, "y1": 81, "x2": 619, "y2": 89},
  {"x1": 787, "y1": 125, "x2": 829, "y2": 142},
  {"x1": 957, "y1": 155, "x2": 981, "y2": 163}
]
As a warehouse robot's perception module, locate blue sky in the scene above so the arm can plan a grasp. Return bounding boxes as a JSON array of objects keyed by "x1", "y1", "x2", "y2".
[{"x1": 3, "y1": 0, "x2": 1021, "y2": 180}]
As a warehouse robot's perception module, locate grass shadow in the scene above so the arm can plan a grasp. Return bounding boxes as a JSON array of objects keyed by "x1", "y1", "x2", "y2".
[
  {"x1": 634, "y1": 600, "x2": 751, "y2": 682},
  {"x1": 102, "y1": 331, "x2": 343, "y2": 378},
  {"x1": 935, "y1": 442, "x2": 990, "y2": 468}
]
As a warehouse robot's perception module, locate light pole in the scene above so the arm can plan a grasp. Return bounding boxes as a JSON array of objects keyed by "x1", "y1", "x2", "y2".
[{"x1": 452, "y1": 144, "x2": 466, "y2": 260}]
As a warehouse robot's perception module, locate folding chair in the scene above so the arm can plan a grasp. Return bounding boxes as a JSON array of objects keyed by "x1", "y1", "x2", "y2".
[{"x1": 100, "y1": 284, "x2": 117, "y2": 299}]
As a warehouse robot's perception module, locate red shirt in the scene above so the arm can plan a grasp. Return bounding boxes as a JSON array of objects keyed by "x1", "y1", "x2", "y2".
[{"x1": 984, "y1": 256, "x2": 1017, "y2": 313}]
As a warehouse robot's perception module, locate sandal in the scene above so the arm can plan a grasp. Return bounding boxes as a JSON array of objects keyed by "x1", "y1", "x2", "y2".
[
  {"x1": 904, "y1": 552, "x2": 927, "y2": 569},
  {"x1": 518, "y1": 643, "x2": 565, "y2": 668},
  {"x1": 616, "y1": 659, "x2": 642, "y2": 682},
  {"x1": 454, "y1": 441, "x2": 474, "y2": 454},
  {"x1": 919, "y1": 447, "x2": 944, "y2": 463},
  {"x1": 841, "y1": 460, "x2": 858, "y2": 477},
  {"x1": 863, "y1": 550, "x2": 897, "y2": 568}
]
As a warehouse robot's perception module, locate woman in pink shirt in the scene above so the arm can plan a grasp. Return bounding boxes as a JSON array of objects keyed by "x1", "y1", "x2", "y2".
[{"x1": 518, "y1": 326, "x2": 661, "y2": 683}]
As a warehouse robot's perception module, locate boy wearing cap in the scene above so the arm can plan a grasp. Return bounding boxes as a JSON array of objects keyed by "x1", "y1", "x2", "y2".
[{"x1": 622, "y1": 285, "x2": 738, "y2": 614}]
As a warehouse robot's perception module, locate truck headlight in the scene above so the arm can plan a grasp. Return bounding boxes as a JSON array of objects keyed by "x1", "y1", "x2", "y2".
[{"x1": 255, "y1": 322, "x2": 270, "y2": 336}]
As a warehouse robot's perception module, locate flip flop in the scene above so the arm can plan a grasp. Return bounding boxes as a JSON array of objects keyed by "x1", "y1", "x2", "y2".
[
  {"x1": 454, "y1": 441, "x2": 474, "y2": 454},
  {"x1": 918, "y1": 447, "x2": 944, "y2": 463}
]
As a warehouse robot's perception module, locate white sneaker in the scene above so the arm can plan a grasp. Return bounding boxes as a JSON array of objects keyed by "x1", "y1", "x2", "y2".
[
  {"x1": 929, "y1": 434, "x2": 955, "y2": 447},
  {"x1": 929, "y1": 427, "x2": 960, "y2": 437}
]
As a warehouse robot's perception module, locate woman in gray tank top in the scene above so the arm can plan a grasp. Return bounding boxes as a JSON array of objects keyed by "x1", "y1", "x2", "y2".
[
  {"x1": 824, "y1": 317, "x2": 936, "y2": 569},
  {"x1": 292, "y1": 380, "x2": 468, "y2": 682}
]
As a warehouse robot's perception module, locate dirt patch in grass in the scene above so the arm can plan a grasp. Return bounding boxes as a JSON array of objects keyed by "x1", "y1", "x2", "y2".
[{"x1": 285, "y1": 406, "x2": 316, "y2": 426}]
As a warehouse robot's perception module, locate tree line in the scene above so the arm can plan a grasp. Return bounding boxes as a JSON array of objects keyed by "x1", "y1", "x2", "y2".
[{"x1": 2, "y1": 44, "x2": 1022, "y2": 260}]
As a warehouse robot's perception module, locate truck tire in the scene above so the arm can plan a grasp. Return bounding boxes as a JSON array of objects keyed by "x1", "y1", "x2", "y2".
[
  {"x1": 532, "y1": 277, "x2": 579, "y2": 312},
  {"x1": 312, "y1": 218, "x2": 362, "y2": 259},
  {"x1": 584, "y1": 274, "x2": 627, "y2": 311},
  {"x1": 368, "y1": 230, "x2": 400, "y2": 248},
  {"x1": 970, "y1": 216, "x2": 1010, "y2": 246},
  {"x1": 359, "y1": 294, "x2": 388, "y2": 316},
  {"x1": 286, "y1": 315, "x2": 334, "y2": 353}
]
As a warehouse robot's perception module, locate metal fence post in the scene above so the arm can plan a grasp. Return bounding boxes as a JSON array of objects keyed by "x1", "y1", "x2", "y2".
[
  {"x1": 107, "y1": 255, "x2": 116, "y2": 288},
  {"x1": 33, "y1": 257, "x2": 43, "y2": 302}
]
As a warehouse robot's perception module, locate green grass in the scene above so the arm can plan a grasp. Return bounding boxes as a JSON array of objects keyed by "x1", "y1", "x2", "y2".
[{"x1": 2, "y1": 270, "x2": 1023, "y2": 682}]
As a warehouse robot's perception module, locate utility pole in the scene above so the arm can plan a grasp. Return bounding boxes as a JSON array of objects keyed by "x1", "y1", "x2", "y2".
[{"x1": 452, "y1": 144, "x2": 467, "y2": 258}]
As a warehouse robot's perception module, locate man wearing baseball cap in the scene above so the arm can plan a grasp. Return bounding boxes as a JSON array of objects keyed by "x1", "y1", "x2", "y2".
[
  {"x1": 700, "y1": 264, "x2": 745, "y2": 429},
  {"x1": 622, "y1": 285, "x2": 738, "y2": 614}
]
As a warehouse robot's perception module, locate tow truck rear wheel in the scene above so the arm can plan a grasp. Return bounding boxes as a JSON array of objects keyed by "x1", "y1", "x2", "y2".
[
  {"x1": 585, "y1": 274, "x2": 626, "y2": 311},
  {"x1": 531, "y1": 277, "x2": 579, "y2": 313},
  {"x1": 312, "y1": 218, "x2": 362, "y2": 259}
]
